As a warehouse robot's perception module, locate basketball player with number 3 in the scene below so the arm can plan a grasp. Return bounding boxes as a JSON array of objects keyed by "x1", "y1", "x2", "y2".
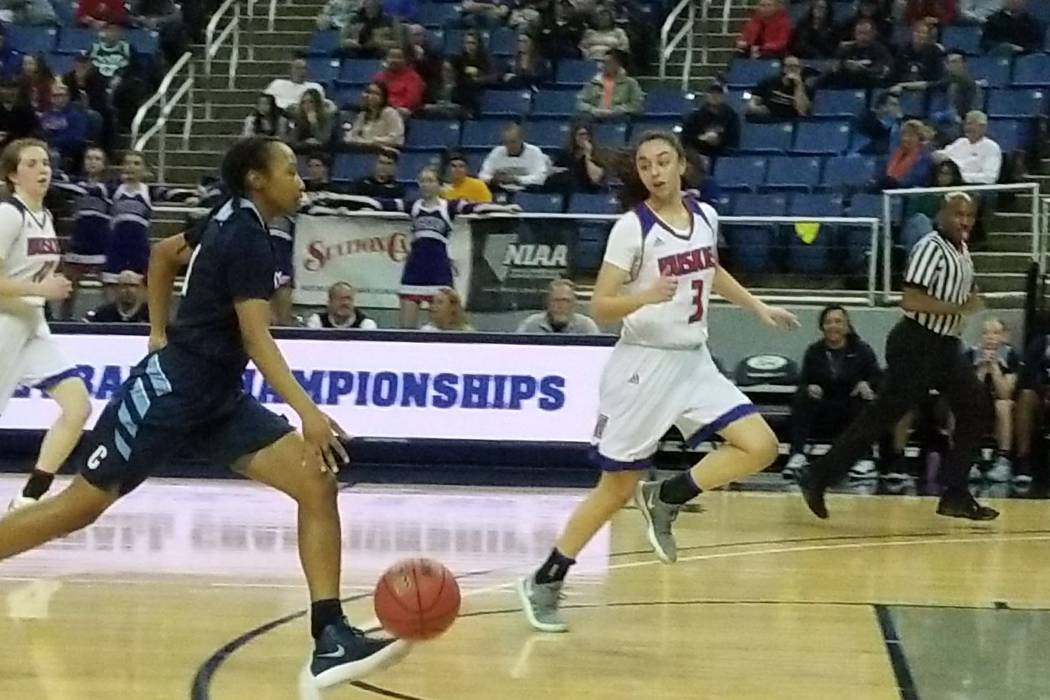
[{"x1": 518, "y1": 132, "x2": 800, "y2": 633}]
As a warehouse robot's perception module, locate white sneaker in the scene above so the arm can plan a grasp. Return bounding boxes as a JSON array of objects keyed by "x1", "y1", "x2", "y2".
[
  {"x1": 6, "y1": 495, "x2": 38, "y2": 512},
  {"x1": 882, "y1": 471, "x2": 911, "y2": 483},
  {"x1": 985, "y1": 456, "x2": 1012, "y2": 483},
  {"x1": 783, "y1": 453, "x2": 807, "y2": 480},
  {"x1": 1012, "y1": 472, "x2": 1033, "y2": 487},
  {"x1": 849, "y1": 459, "x2": 878, "y2": 480},
  {"x1": 968, "y1": 464, "x2": 984, "y2": 482}
]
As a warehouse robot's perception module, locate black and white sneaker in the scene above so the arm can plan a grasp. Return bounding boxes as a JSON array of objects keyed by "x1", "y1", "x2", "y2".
[{"x1": 310, "y1": 619, "x2": 411, "y2": 688}]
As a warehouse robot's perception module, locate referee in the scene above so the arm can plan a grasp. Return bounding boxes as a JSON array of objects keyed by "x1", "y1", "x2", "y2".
[{"x1": 799, "y1": 192, "x2": 999, "y2": 521}]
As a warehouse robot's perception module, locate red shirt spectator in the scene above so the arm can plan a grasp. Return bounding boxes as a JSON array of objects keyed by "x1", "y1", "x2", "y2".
[
  {"x1": 76, "y1": 0, "x2": 129, "y2": 26},
  {"x1": 374, "y1": 47, "x2": 425, "y2": 115},
  {"x1": 737, "y1": 0, "x2": 792, "y2": 58},
  {"x1": 904, "y1": 0, "x2": 957, "y2": 26}
]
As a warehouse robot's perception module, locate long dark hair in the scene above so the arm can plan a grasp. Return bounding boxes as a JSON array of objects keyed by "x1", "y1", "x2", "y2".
[
  {"x1": 362, "y1": 81, "x2": 389, "y2": 120},
  {"x1": 818, "y1": 303, "x2": 857, "y2": 341},
  {"x1": 253, "y1": 93, "x2": 280, "y2": 135},
  {"x1": 929, "y1": 158, "x2": 962, "y2": 187},
  {"x1": 221, "y1": 136, "x2": 284, "y2": 199},
  {"x1": 617, "y1": 130, "x2": 687, "y2": 210}
]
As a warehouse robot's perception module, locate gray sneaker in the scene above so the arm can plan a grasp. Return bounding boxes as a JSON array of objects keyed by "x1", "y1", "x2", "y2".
[
  {"x1": 515, "y1": 576, "x2": 567, "y2": 633},
  {"x1": 634, "y1": 480, "x2": 681, "y2": 564}
]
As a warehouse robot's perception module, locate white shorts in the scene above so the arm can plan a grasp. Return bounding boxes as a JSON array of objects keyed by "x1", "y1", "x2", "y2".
[
  {"x1": 591, "y1": 343, "x2": 756, "y2": 470},
  {"x1": 0, "y1": 312, "x2": 77, "y2": 415}
]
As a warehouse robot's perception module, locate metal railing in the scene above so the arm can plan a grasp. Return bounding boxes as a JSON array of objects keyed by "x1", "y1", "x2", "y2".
[
  {"x1": 1041, "y1": 195, "x2": 1050, "y2": 271},
  {"x1": 881, "y1": 183, "x2": 1040, "y2": 301},
  {"x1": 659, "y1": 0, "x2": 698, "y2": 89},
  {"x1": 131, "y1": 51, "x2": 195, "y2": 183},
  {"x1": 204, "y1": 0, "x2": 241, "y2": 119}
]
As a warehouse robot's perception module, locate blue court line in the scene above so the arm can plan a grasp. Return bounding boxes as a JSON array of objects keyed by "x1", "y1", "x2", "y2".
[{"x1": 875, "y1": 604, "x2": 920, "y2": 700}]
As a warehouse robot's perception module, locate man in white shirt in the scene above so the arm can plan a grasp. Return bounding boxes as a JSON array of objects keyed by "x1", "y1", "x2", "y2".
[
  {"x1": 935, "y1": 110, "x2": 1002, "y2": 184},
  {"x1": 516, "y1": 279, "x2": 600, "y2": 334},
  {"x1": 479, "y1": 123, "x2": 550, "y2": 192},
  {"x1": 264, "y1": 58, "x2": 327, "y2": 111}
]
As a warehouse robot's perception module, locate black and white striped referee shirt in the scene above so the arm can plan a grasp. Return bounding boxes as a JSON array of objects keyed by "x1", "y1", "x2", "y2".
[{"x1": 902, "y1": 230, "x2": 975, "y2": 336}]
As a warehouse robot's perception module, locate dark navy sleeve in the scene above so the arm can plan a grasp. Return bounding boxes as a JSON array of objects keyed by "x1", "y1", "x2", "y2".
[{"x1": 226, "y1": 218, "x2": 276, "y2": 302}]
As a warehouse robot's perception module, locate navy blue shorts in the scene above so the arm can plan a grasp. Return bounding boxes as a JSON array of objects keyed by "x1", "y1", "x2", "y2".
[{"x1": 79, "y1": 356, "x2": 293, "y2": 495}]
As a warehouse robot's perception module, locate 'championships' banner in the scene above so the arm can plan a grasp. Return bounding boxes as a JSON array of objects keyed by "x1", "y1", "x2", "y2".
[
  {"x1": 292, "y1": 214, "x2": 473, "y2": 309},
  {"x1": 0, "y1": 334, "x2": 611, "y2": 443}
]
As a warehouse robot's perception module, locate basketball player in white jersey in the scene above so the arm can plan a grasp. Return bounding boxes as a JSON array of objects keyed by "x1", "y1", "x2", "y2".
[
  {"x1": 0, "y1": 139, "x2": 91, "y2": 510},
  {"x1": 518, "y1": 132, "x2": 799, "y2": 632}
]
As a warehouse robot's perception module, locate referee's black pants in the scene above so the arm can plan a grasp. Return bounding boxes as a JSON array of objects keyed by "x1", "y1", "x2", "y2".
[{"x1": 809, "y1": 317, "x2": 993, "y2": 497}]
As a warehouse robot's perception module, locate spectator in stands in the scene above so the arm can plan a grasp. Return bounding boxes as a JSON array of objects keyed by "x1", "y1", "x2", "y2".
[
  {"x1": 1013, "y1": 332, "x2": 1050, "y2": 486},
  {"x1": 959, "y1": 0, "x2": 999, "y2": 23},
  {"x1": 746, "y1": 55, "x2": 812, "y2": 122},
  {"x1": 935, "y1": 110, "x2": 1001, "y2": 184},
  {"x1": 422, "y1": 59, "x2": 474, "y2": 118},
  {"x1": 85, "y1": 270, "x2": 150, "y2": 323},
  {"x1": 350, "y1": 146, "x2": 406, "y2": 197},
  {"x1": 904, "y1": 0, "x2": 958, "y2": 27},
  {"x1": 824, "y1": 18, "x2": 892, "y2": 89},
  {"x1": 89, "y1": 23, "x2": 132, "y2": 86},
  {"x1": 789, "y1": 0, "x2": 839, "y2": 59},
  {"x1": 131, "y1": 0, "x2": 187, "y2": 64},
  {"x1": 900, "y1": 159, "x2": 963, "y2": 249},
  {"x1": 0, "y1": 0, "x2": 57, "y2": 25},
  {"x1": 578, "y1": 6, "x2": 630, "y2": 60},
  {"x1": 507, "y1": 0, "x2": 544, "y2": 33},
  {"x1": 928, "y1": 52, "x2": 983, "y2": 144},
  {"x1": 881, "y1": 119, "x2": 934, "y2": 188},
  {"x1": 479, "y1": 122, "x2": 550, "y2": 191},
  {"x1": 539, "y1": 0, "x2": 585, "y2": 59},
  {"x1": 288, "y1": 88, "x2": 336, "y2": 153},
  {"x1": 853, "y1": 91, "x2": 902, "y2": 155},
  {"x1": 375, "y1": 47, "x2": 425, "y2": 116},
  {"x1": 964, "y1": 317, "x2": 1018, "y2": 481},
  {"x1": 307, "y1": 282, "x2": 379, "y2": 329},
  {"x1": 77, "y1": 0, "x2": 127, "y2": 27},
  {"x1": 64, "y1": 52, "x2": 113, "y2": 152},
  {"x1": 736, "y1": 0, "x2": 791, "y2": 58},
  {"x1": 403, "y1": 23, "x2": 441, "y2": 85},
  {"x1": 422, "y1": 287, "x2": 474, "y2": 331},
  {"x1": 500, "y1": 32, "x2": 552, "y2": 88},
  {"x1": 888, "y1": 22, "x2": 945, "y2": 93},
  {"x1": 574, "y1": 49, "x2": 643, "y2": 119},
  {"x1": 41, "y1": 79, "x2": 88, "y2": 171},
  {"x1": 344, "y1": 81, "x2": 405, "y2": 148},
  {"x1": 682, "y1": 82, "x2": 740, "y2": 159},
  {"x1": 980, "y1": 0, "x2": 1044, "y2": 54},
  {"x1": 0, "y1": 77, "x2": 39, "y2": 147},
  {"x1": 783, "y1": 304, "x2": 883, "y2": 480},
  {"x1": 443, "y1": 151, "x2": 492, "y2": 202},
  {"x1": 303, "y1": 153, "x2": 343, "y2": 192},
  {"x1": 835, "y1": 0, "x2": 892, "y2": 43},
  {"x1": 243, "y1": 93, "x2": 288, "y2": 137},
  {"x1": 517, "y1": 279, "x2": 599, "y2": 334},
  {"x1": 550, "y1": 123, "x2": 608, "y2": 193},
  {"x1": 460, "y1": 0, "x2": 510, "y2": 27},
  {"x1": 341, "y1": 0, "x2": 396, "y2": 58},
  {"x1": 317, "y1": 0, "x2": 361, "y2": 29},
  {"x1": 452, "y1": 30, "x2": 497, "y2": 110},
  {"x1": 265, "y1": 58, "x2": 327, "y2": 112}
]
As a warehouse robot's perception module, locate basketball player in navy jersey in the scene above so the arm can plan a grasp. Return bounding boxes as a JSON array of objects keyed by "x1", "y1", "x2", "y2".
[{"x1": 0, "y1": 137, "x2": 408, "y2": 687}]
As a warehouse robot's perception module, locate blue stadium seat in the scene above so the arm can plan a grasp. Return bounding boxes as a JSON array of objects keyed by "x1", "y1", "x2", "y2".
[
  {"x1": 406, "y1": 120, "x2": 462, "y2": 150},
  {"x1": 56, "y1": 27, "x2": 95, "y2": 54},
  {"x1": 643, "y1": 89, "x2": 695, "y2": 118},
  {"x1": 713, "y1": 156, "x2": 767, "y2": 192},
  {"x1": 555, "y1": 59, "x2": 598, "y2": 86},
  {"x1": 630, "y1": 118, "x2": 682, "y2": 137},
  {"x1": 1045, "y1": 25, "x2": 1050, "y2": 51},
  {"x1": 987, "y1": 118, "x2": 1028, "y2": 151},
  {"x1": 532, "y1": 90, "x2": 578, "y2": 117},
  {"x1": 127, "y1": 29, "x2": 159, "y2": 55},
  {"x1": 968, "y1": 56, "x2": 1012, "y2": 89},
  {"x1": 339, "y1": 59, "x2": 381, "y2": 85},
  {"x1": 986, "y1": 88, "x2": 1046, "y2": 117},
  {"x1": 896, "y1": 89, "x2": 928, "y2": 118},
  {"x1": 790, "y1": 193, "x2": 843, "y2": 217},
  {"x1": 1013, "y1": 54, "x2": 1050, "y2": 87},
  {"x1": 726, "y1": 193, "x2": 787, "y2": 272},
  {"x1": 725, "y1": 59, "x2": 778, "y2": 88},
  {"x1": 442, "y1": 28, "x2": 469, "y2": 54},
  {"x1": 733, "y1": 193, "x2": 787, "y2": 216},
  {"x1": 764, "y1": 156, "x2": 821, "y2": 191},
  {"x1": 592, "y1": 121, "x2": 628, "y2": 147},
  {"x1": 792, "y1": 121, "x2": 851, "y2": 154},
  {"x1": 419, "y1": 2, "x2": 460, "y2": 27},
  {"x1": 1033, "y1": 0, "x2": 1050, "y2": 24},
  {"x1": 308, "y1": 57, "x2": 340, "y2": 84},
  {"x1": 526, "y1": 119, "x2": 571, "y2": 149},
  {"x1": 726, "y1": 90, "x2": 749, "y2": 114},
  {"x1": 489, "y1": 27, "x2": 516, "y2": 56},
  {"x1": 307, "y1": 30, "x2": 341, "y2": 56},
  {"x1": 823, "y1": 155, "x2": 877, "y2": 191},
  {"x1": 569, "y1": 192, "x2": 620, "y2": 214},
  {"x1": 738, "y1": 122, "x2": 793, "y2": 154},
  {"x1": 940, "y1": 25, "x2": 981, "y2": 54},
  {"x1": 812, "y1": 89, "x2": 866, "y2": 118},
  {"x1": 48, "y1": 52, "x2": 75, "y2": 76},
  {"x1": 52, "y1": 0, "x2": 74, "y2": 25},
  {"x1": 515, "y1": 192, "x2": 565, "y2": 213},
  {"x1": 576, "y1": 223, "x2": 611, "y2": 270},
  {"x1": 461, "y1": 120, "x2": 506, "y2": 149},
  {"x1": 398, "y1": 151, "x2": 442, "y2": 181},
  {"x1": 332, "y1": 153, "x2": 373, "y2": 182},
  {"x1": 480, "y1": 90, "x2": 532, "y2": 117},
  {"x1": 8, "y1": 26, "x2": 57, "y2": 54},
  {"x1": 789, "y1": 193, "x2": 843, "y2": 275}
]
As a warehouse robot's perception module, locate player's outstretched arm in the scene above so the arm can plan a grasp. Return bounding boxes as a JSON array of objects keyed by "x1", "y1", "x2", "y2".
[
  {"x1": 589, "y1": 261, "x2": 674, "y2": 323},
  {"x1": 713, "y1": 263, "x2": 800, "y2": 329},
  {"x1": 147, "y1": 232, "x2": 193, "y2": 350}
]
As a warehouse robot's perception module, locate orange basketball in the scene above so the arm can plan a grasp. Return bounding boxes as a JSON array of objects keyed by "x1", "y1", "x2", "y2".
[{"x1": 373, "y1": 558, "x2": 461, "y2": 640}]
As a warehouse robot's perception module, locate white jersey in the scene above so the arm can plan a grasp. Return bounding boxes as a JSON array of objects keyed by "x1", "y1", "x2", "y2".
[
  {"x1": 0, "y1": 196, "x2": 61, "y2": 308},
  {"x1": 603, "y1": 196, "x2": 718, "y2": 349}
]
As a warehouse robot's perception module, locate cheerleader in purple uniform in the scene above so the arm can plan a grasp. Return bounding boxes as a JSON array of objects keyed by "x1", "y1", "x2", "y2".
[
  {"x1": 335, "y1": 166, "x2": 520, "y2": 328},
  {"x1": 103, "y1": 150, "x2": 153, "y2": 285},
  {"x1": 53, "y1": 145, "x2": 110, "y2": 318}
]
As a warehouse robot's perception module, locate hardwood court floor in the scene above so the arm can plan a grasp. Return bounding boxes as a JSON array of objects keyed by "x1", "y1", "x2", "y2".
[{"x1": 0, "y1": 475, "x2": 1048, "y2": 700}]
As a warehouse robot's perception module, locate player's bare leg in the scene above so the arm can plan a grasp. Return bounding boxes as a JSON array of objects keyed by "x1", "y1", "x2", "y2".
[
  {"x1": 399, "y1": 297, "x2": 419, "y2": 329},
  {"x1": 0, "y1": 476, "x2": 116, "y2": 558}
]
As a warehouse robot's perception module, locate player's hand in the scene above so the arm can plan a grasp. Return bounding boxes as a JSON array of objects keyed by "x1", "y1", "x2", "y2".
[
  {"x1": 851, "y1": 381, "x2": 875, "y2": 401},
  {"x1": 644, "y1": 276, "x2": 677, "y2": 305},
  {"x1": 807, "y1": 384, "x2": 823, "y2": 400},
  {"x1": 36, "y1": 274, "x2": 73, "y2": 300},
  {"x1": 758, "y1": 303, "x2": 801, "y2": 330},
  {"x1": 301, "y1": 408, "x2": 350, "y2": 474},
  {"x1": 148, "y1": 332, "x2": 168, "y2": 352}
]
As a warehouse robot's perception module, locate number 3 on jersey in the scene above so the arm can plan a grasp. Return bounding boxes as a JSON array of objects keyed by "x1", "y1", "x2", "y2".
[{"x1": 688, "y1": 280, "x2": 704, "y2": 323}]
